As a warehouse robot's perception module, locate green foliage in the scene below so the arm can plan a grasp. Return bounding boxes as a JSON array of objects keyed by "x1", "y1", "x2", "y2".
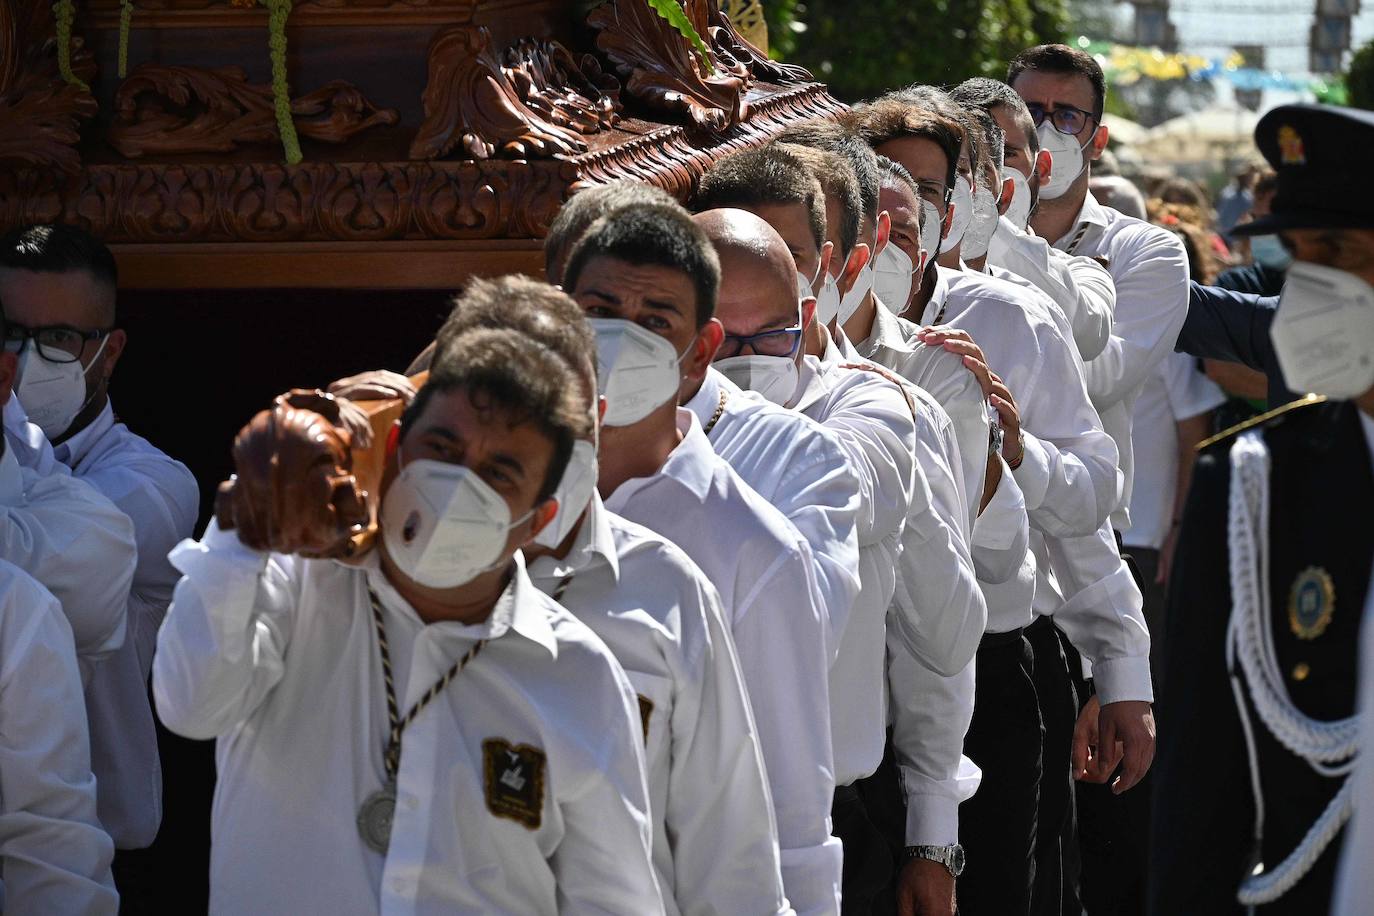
[
  {"x1": 260, "y1": 0, "x2": 302, "y2": 165},
  {"x1": 778, "y1": 0, "x2": 1070, "y2": 102},
  {"x1": 52, "y1": 0, "x2": 89, "y2": 91},
  {"x1": 646, "y1": 0, "x2": 713, "y2": 72},
  {"x1": 1346, "y1": 39, "x2": 1374, "y2": 110}
]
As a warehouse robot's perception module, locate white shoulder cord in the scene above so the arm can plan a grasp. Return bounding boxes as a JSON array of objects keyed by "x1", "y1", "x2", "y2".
[{"x1": 1225, "y1": 431, "x2": 1359, "y2": 907}]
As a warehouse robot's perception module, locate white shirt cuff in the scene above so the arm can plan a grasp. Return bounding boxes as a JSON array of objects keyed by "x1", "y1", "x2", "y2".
[
  {"x1": 1092, "y1": 656, "x2": 1154, "y2": 705},
  {"x1": 1010, "y1": 433, "x2": 1052, "y2": 511}
]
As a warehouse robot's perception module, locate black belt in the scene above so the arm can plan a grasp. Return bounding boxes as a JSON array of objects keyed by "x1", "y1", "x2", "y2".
[
  {"x1": 1026, "y1": 614, "x2": 1055, "y2": 635},
  {"x1": 979, "y1": 627, "x2": 1027, "y2": 649},
  {"x1": 833, "y1": 783, "x2": 860, "y2": 804}
]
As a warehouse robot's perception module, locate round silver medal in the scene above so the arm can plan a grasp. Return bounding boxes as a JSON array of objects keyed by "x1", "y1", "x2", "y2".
[{"x1": 357, "y1": 783, "x2": 397, "y2": 854}]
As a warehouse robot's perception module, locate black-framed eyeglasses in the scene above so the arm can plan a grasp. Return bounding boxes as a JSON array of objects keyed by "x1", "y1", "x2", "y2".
[
  {"x1": 914, "y1": 179, "x2": 954, "y2": 209},
  {"x1": 1027, "y1": 102, "x2": 1098, "y2": 137},
  {"x1": 3, "y1": 322, "x2": 111, "y2": 364},
  {"x1": 718, "y1": 323, "x2": 804, "y2": 359}
]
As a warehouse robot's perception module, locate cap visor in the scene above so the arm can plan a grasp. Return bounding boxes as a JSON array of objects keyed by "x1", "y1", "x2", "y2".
[{"x1": 1232, "y1": 210, "x2": 1374, "y2": 236}]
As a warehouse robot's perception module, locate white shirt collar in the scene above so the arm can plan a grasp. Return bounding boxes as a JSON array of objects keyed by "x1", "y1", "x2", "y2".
[
  {"x1": 363, "y1": 550, "x2": 558, "y2": 658},
  {"x1": 527, "y1": 491, "x2": 621, "y2": 583},
  {"x1": 1053, "y1": 193, "x2": 1112, "y2": 248},
  {"x1": 789, "y1": 354, "x2": 831, "y2": 413},
  {"x1": 53, "y1": 400, "x2": 115, "y2": 467},
  {"x1": 686, "y1": 366, "x2": 728, "y2": 428},
  {"x1": 922, "y1": 266, "x2": 954, "y2": 325}
]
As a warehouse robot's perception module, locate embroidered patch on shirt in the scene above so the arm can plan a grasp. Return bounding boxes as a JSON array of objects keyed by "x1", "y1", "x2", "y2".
[
  {"x1": 483, "y1": 739, "x2": 546, "y2": 829},
  {"x1": 636, "y1": 694, "x2": 654, "y2": 743}
]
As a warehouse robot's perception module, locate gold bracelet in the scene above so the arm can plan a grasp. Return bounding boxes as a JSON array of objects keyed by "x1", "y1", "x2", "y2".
[{"x1": 1007, "y1": 432, "x2": 1025, "y2": 470}]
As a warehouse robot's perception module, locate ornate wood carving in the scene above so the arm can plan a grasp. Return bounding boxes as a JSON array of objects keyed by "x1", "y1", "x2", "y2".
[
  {"x1": 0, "y1": 0, "x2": 97, "y2": 171},
  {"x1": 409, "y1": 26, "x2": 620, "y2": 161},
  {"x1": 0, "y1": 82, "x2": 843, "y2": 243},
  {"x1": 109, "y1": 65, "x2": 400, "y2": 158},
  {"x1": 706, "y1": 4, "x2": 813, "y2": 85},
  {"x1": 589, "y1": 0, "x2": 749, "y2": 134}
]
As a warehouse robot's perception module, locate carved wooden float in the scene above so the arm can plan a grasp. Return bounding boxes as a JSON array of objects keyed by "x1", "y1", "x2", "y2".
[{"x1": 0, "y1": 0, "x2": 844, "y2": 288}]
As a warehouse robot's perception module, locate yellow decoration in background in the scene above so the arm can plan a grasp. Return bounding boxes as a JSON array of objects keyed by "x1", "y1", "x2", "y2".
[{"x1": 724, "y1": 0, "x2": 768, "y2": 53}]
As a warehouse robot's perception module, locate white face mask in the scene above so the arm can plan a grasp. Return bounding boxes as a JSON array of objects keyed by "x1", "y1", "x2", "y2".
[
  {"x1": 961, "y1": 185, "x2": 1001, "y2": 260},
  {"x1": 944, "y1": 176, "x2": 974, "y2": 250},
  {"x1": 1001, "y1": 168, "x2": 1033, "y2": 228},
  {"x1": 381, "y1": 457, "x2": 533, "y2": 589},
  {"x1": 920, "y1": 199, "x2": 944, "y2": 264},
  {"x1": 1270, "y1": 260, "x2": 1374, "y2": 400},
  {"x1": 589, "y1": 318, "x2": 687, "y2": 427},
  {"x1": 715, "y1": 354, "x2": 800, "y2": 406},
  {"x1": 1035, "y1": 121, "x2": 1091, "y2": 200},
  {"x1": 871, "y1": 242, "x2": 916, "y2": 314},
  {"x1": 15, "y1": 335, "x2": 107, "y2": 441},
  {"x1": 531, "y1": 433, "x2": 597, "y2": 549},
  {"x1": 838, "y1": 237, "x2": 878, "y2": 324},
  {"x1": 1250, "y1": 234, "x2": 1293, "y2": 271},
  {"x1": 799, "y1": 266, "x2": 840, "y2": 327}
]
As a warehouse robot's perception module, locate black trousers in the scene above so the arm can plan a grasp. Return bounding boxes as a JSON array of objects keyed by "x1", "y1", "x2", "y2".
[
  {"x1": 1070, "y1": 540, "x2": 1153, "y2": 916},
  {"x1": 958, "y1": 631, "x2": 1043, "y2": 916},
  {"x1": 1130, "y1": 548, "x2": 1165, "y2": 692},
  {"x1": 1027, "y1": 616, "x2": 1082, "y2": 916},
  {"x1": 853, "y1": 733, "x2": 909, "y2": 916},
  {"x1": 834, "y1": 784, "x2": 897, "y2": 916}
]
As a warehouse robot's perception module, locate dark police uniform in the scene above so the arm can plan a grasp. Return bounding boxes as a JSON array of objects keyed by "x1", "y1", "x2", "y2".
[{"x1": 1149, "y1": 103, "x2": 1374, "y2": 915}]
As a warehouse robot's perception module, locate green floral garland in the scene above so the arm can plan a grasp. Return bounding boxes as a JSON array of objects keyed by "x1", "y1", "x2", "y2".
[
  {"x1": 260, "y1": 0, "x2": 302, "y2": 164},
  {"x1": 53, "y1": 0, "x2": 89, "y2": 91},
  {"x1": 117, "y1": 0, "x2": 134, "y2": 77}
]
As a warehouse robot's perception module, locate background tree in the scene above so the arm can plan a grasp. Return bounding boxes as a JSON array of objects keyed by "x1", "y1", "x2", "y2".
[
  {"x1": 768, "y1": 0, "x2": 1069, "y2": 102},
  {"x1": 1347, "y1": 39, "x2": 1374, "y2": 110}
]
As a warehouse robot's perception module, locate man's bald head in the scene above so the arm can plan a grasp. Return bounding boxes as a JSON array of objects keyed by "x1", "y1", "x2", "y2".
[{"x1": 693, "y1": 208, "x2": 807, "y2": 344}]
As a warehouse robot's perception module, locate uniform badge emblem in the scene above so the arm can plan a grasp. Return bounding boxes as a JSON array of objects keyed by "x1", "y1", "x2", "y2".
[
  {"x1": 1288, "y1": 566, "x2": 1335, "y2": 640},
  {"x1": 636, "y1": 694, "x2": 654, "y2": 743},
  {"x1": 482, "y1": 739, "x2": 546, "y2": 829},
  {"x1": 1278, "y1": 125, "x2": 1306, "y2": 165}
]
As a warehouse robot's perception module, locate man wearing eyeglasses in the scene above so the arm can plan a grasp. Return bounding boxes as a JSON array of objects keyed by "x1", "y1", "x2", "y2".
[
  {"x1": 0, "y1": 224, "x2": 200, "y2": 902},
  {"x1": 1008, "y1": 43, "x2": 1189, "y2": 916}
]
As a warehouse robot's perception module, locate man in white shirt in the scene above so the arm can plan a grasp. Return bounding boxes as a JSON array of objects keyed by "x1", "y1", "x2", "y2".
[
  {"x1": 854, "y1": 93, "x2": 1155, "y2": 915},
  {"x1": 154, "y1": 324, "x2": 662, "y2": 915},
  {"x1": 562, "y1": 201, "x2": 842, "y2": 915},
  {"x1": 949, "y1": 77, "x2": 1116, "y2": 364},
  {"x1": 1008, "y1": 43, "x2": 1188, "y2": 914},
  {"x1": 0, "y1": 341, "x2": 134, "y2": 677},
  {"x1": 427, "y1": 274, "x2": 791, "y2": 916},
  {"x1": 0, "y1": 368, "x2": 117, "y2": 915},
  {"x1": 545, "y1": 184, "x2": 863, "y2": 663},
  {"x1": 1124, "y1": 352, "x2": 1224, "y2": 686},
  {"x1": 0, "y1": 224, "x2": 201, "y2": 878},
  {"x1": 693, "y1": 150, "x2": 990, "y2": 916}
]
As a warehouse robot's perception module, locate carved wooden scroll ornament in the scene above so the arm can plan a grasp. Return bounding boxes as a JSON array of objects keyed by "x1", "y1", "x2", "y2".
[
  {"x1": 109, "y1": 65, "x2": 400, "y2": 158},
  {"x1": 0, "y1": 0, "x2": 97, "y2": 171},
  {"x1": 409, "y1": 26, "x2": 621, "y2": 161},
  {"x1": 589, "y1": 0, "x2": 749, "y2": 134}
]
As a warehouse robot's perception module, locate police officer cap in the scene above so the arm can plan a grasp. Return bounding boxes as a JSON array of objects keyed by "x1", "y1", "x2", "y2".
[{"x1": 1234, "y1": 103, "x2": 1374, "y2": 236}]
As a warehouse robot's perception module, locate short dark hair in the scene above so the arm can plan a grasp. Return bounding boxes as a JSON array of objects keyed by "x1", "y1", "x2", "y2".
[
  {"x1": 436, "y1": 275, "x2": 595, "y2": 388},
  {"x1": 694, "y1": 145, "x2": 828, "y2": 255},
  {"x1": 850, "y1": 98, "x2": 962, "y2": 194},
  {"x1": 404, "y1": 326, "x2": 592, "y2": 502},
  {"x1": 875, "y1": 155, "x2": 926, "y2": 233},
  {"x1": 563, "y1": 202, "x2": 721, "y2": 327},
  {"x1": 950, "y1": 77, "x2": 1040, "y2": 157},
  {"x1": 0, "y1": 224, "x2": 118, "y2": 323},
  {"x1": 1007, "y1": 43, "x2": 1106, "y2": 120},
  {"x1": 774, "y1": 119, "x2": 880, "y2": 226},
  {"x1": 967, "y1": 107, "x2": 1005, "y2": 183},
  {"x1": 773, "y1": 143, "x2": 861, "y2": 257},
  {"x1": 544, "y1": 181, "x2": 680, "y2": 283}
]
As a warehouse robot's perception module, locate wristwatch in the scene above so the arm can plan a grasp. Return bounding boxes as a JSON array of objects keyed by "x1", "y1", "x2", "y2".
[{"x1": 905, "y1": 844, "x2": 966, "y2": 878}]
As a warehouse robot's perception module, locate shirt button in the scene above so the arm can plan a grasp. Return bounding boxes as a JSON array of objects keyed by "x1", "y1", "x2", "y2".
[
  {"x1": 390, "y1": 877, "x2": 410, "y2": 894},
  {"x1": 401, "y1": 793, "x2": 419, "y2": 811}
]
